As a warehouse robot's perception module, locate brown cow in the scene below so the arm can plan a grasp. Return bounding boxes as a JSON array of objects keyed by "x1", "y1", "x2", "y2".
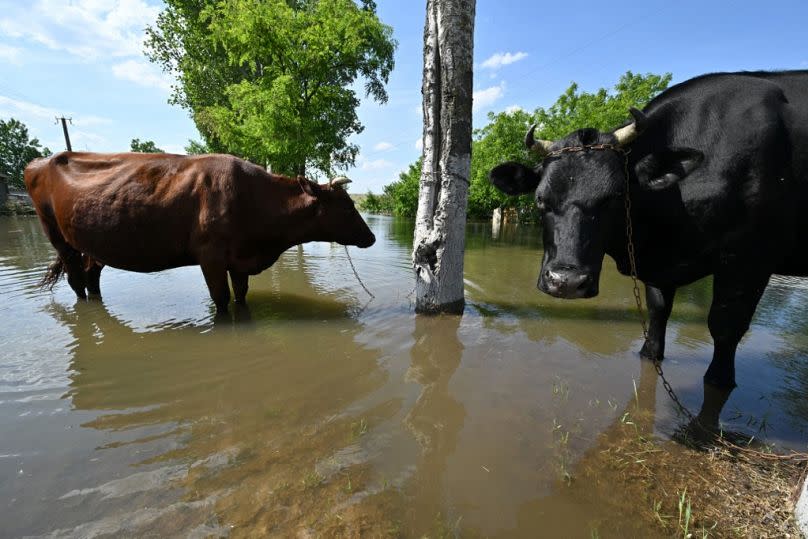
[{"x1": 24, "y1": 152, "x2": 375, "y2": 313}]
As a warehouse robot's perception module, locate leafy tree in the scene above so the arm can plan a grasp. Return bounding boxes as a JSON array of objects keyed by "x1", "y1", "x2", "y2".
[
  {"x1": 130, "y1": 138, "x2": 165, "y2": 153},
  {"x1": 184, "y1": 139, "x2": 210, "y2": 155},
  {"x1": 146, "y1": 0, "x2": 396, "y2": 177},
  {"x1": 382, "y1": 157, "x2": 421, "y2": 217},
  {"x1": 0, "y1": 118, "x2": 51, "y2": 190},
  {"x1": 468, "y1": 71, "x2": 671, "y2": 220},
  {"x1": 358, "y1": 191, "x2": 391, "y2": 214},
  {"x1": 369, "y1": 71, "x2": 672, "y2": 219}
]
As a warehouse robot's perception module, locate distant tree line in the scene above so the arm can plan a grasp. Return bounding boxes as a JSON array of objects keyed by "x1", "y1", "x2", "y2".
[
  {"x1": 0, "y1": 118, "x2": 51, "y2": 190},
  {"x1": 360, "y1": 71, "x2": 672, "y2": 221},
  {"x1": 130, "y1": 138, "x2": 165, "y2": 153}
]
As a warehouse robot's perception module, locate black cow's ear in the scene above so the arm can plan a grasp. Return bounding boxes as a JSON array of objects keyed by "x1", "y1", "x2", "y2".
[
  {"x1": 635, "y1": 147, "x2": 703, "y2": 191},
  {"x1": 298, "y1": 176, "x2": 319, "y2": 196},
  {"x1": 489, "y1": 162, "x2": 541, "y2": 195}
]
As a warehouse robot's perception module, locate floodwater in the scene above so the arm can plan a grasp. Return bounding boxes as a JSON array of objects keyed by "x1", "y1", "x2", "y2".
[{"x1": 1, "y1": 213, "x2": 807, "y2": 538}]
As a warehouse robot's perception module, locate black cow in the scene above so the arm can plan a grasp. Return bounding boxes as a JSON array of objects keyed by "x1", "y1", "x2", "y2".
[{"x1": 489, "y1": 70, "x2": 808, "y2": 429}]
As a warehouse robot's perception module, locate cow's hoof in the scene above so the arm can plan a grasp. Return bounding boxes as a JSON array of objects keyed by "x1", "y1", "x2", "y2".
[
  {"x1": 673, "y1": 417, "x2": 720, "y2": 448},
  {"x1": 639, "y1": 341, "x2": 663, "y2": 362}
]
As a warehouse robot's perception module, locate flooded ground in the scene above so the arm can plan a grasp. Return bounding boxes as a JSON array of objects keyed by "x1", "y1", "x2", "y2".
[{"x1": 1, "y1": 213, "x2": 807, "y2": 537}]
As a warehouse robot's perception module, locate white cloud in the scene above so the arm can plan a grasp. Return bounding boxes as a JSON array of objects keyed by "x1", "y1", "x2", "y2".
[
  {"x1": 0, "y1": 95, "x2": 111, "y2": 151},
  {"x1": 0, "y1": 95, "x2": 111, "y2": 126},
  {"x1": 373, "y1": 141, "x2": 395, "y2": 152},
  {"x1": 415, "y1": 138, "x2": 423, "y2": 150},
  {"x1": 112, "y1": 60, "x2": 172, "y2": 92},
  {"x1": 473, "y1": 82, "x2": 506, "y2": 112},
  {"x1": 0, "y1": 95, "x2": 57, "y2": 120},
  {"x1": 505, "y1": 105, "x2": 524, "y2": 114},
  {"x1": 0, "y1": 0, "x2": 160, "y2": 60},
  {"x1": 0, "y1": 44, "x2": 22, "y2": 65},
  {"x1": 481, "y1": 51, "x2": 528, "y2": 71},
  {"x1": 72, "y1": 115, "x2": 113, "y2": 127},
  {"x1": 361, "y1": 158, "x2": 394, "y2": 171},
  {"x1": 71, "y1": 129, "x2": 108, "y2": 149}
]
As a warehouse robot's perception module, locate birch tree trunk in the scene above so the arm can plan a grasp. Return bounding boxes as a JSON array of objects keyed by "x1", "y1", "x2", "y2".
[{"x1": 412, "y1": 0, "x2": 475, "y2": 314}]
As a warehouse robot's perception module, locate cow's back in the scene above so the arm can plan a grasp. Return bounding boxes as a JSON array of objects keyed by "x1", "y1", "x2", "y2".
[
  {"x1": 629, "y1": 71, "x2": 808, "y2": 280},
  {"x1": 25, "y1": 152, "x2": 239, "y2": 272}
]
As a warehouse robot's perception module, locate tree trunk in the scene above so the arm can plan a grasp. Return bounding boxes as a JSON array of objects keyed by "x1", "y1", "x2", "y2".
[{"x1": 412, "y1": 0, "x2": 475, "y2": 314}]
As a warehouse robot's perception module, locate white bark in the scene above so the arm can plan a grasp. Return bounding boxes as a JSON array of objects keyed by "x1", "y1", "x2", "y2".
[{"x1": 412, "y1": 0, "x2": 475, "y2": 314}]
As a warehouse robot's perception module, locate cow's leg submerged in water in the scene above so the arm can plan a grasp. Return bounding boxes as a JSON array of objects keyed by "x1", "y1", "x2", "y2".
[
  {"x1": 696, "y1": 270, "x2": 771, "y2": 429},
  {"x1": 229, "y1": 271, "x2": 249, "y2": 305},
  {"x1": 61, "y1": 250, "x2": 87, "y2": 299},
  {"x1": 84, "y1": 256, "x2": 103, "y2": 298},
  {"x1": 201, "y1": 263, "x2": 230, "y2": 314},
  {"x1": 37, "y1": 212, "x2": 87, "y2": 299},
  {"x1": 640, "y1": 284, "x2": 676, "y2": 362}
]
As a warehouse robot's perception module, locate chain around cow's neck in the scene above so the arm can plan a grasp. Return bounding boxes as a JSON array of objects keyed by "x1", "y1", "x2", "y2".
[{"x1": 619, "y1": 150, "x2": 691, "y2": 417}]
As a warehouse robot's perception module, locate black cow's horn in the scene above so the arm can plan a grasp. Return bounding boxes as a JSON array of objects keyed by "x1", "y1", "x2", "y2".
[
  {"x1": 524, "y1": 124, "x2": 554, "y2": 156},
  {"x1": 613, "y1": 107, "x2": 647, "y2": 146},
  {"x1": 330, "y1": 176, "x2": 351, "y2": 187}
]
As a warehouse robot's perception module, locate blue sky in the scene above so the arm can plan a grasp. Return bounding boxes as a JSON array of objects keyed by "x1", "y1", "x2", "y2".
[{"x1": 1, "y1": 0, "x2": 806, "y2": 193}]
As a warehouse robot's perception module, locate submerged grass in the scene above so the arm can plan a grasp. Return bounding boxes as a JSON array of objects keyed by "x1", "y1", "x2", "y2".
[{"x1": 570, "y1": 415, "x2": 805, "y2": 538}]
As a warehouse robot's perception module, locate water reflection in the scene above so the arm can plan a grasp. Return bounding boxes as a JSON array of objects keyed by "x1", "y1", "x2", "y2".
[
  {"x1": 54, "y1": 298, "x2": 386, "y2": 535},
  {"x1": 402, "y1": 315, "x2": 465, "y2": 536},
  {"x1": 2, "y1": 214, "x2": 808, "y2": 537}
]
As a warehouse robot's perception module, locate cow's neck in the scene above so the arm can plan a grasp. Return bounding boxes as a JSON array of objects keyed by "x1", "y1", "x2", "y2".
[{"x1": 256, "y1": 180, "x2": 337, "y2": 251}]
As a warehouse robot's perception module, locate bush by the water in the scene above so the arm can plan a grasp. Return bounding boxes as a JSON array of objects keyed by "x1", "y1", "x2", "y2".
[{"x1": 361, "y1": 71, "x2": 672, "y2": 221}]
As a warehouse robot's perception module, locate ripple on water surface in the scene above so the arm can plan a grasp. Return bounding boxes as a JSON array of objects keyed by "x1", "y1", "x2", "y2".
[{"x1": 1, "y1": 214, "x2": 808, "y2": 537}]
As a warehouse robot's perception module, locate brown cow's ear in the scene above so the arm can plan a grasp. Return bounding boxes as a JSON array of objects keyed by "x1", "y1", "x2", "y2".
[{"x1": 298, "y1": 176, "x2": 319, "y2": 197}]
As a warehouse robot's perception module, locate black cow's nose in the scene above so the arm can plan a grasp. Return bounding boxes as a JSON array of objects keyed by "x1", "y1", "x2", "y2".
[
  {"x1": 357, "y1": 232, "x2": 376, "y2": 248},
  {"x1": 540, "y1": 268, "x2": 594, "y2": 298}
]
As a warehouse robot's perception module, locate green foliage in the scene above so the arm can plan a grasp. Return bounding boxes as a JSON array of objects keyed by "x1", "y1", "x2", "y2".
[
  {"x1": 184, "y1": 139, "x2": 210, "y2": 155},
  {"x1": 146, "y1": 0, "x2": 396, "y2": 177},
  {"x1": 468, "y1": 71, "x2": 671, "y2": 220},
  {"x1": 369, "y1": 71, "x2": 672, "y2": 219},
  {"x1": 358, "y1": 190, "x2": 392, "y2": 214},
  {"x1": 130, "y1": 138, "x2": 165, "y2": 153},
  {"x1": 469, "y1": 107, "x2": 536, "y2": 220},
  {"x1": 0, "y1": 118, "x2": 51, "y2": 190},
  {"x1": 382, "y1": 157, "x2": 421, "y2": 217}
]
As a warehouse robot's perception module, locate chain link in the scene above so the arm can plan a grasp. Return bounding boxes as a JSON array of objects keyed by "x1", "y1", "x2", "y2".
[
  {"x1": 343, "y1": 245, "x2": 375, "y2": 298},
  {"x1": 622, "y1": 151, "x2": 808, "y2": 460},
  {"x1": 622, "y1": 151, "x2": 695, "y2": 421}
]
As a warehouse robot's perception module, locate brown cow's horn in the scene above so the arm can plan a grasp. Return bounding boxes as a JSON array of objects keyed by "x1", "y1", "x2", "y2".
[
  {"x1": 524, "y1": 124, "x2": 554, "y2": 156},
  {"x1": 330, "y1": 176, "x2": 352, "y2": 187},
  {"x1": 613, "y1": 107, "x2": 647, "y2": 146}
]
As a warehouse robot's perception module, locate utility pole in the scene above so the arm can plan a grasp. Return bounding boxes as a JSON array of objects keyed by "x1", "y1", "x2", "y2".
[{"x1": 55, "y1": 117, "x2": 72, "y2": 151}]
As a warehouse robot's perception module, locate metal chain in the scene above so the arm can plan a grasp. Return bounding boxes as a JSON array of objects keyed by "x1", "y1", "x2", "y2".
[
  {"x1": 622, "y1": 151, "x2": 808, "y2": 461},
  {"x1": 343, "y1": 246, "x2": 375, "y2": 298},
  {"x1": 622, "y1": 151, "x2": 695, "y2": 422}
]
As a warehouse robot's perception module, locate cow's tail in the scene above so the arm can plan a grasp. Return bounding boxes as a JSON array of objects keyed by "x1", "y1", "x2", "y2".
[{"x1": 39, "y1": 257, "x2": 65, "y2": 290}]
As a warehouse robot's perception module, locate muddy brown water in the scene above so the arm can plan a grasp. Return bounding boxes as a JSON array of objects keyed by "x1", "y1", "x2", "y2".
[{"x1": 1, "y1": 214, "x2": 807, "y2": 537}]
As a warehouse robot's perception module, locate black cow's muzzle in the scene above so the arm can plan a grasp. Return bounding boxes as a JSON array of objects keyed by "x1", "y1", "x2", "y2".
[
  {"x1": 538, "y1": 268, "x2": 598, "y2": 299},
  {"x1": 356, "y1": 232, "x2": 376, "y2": 248}
]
